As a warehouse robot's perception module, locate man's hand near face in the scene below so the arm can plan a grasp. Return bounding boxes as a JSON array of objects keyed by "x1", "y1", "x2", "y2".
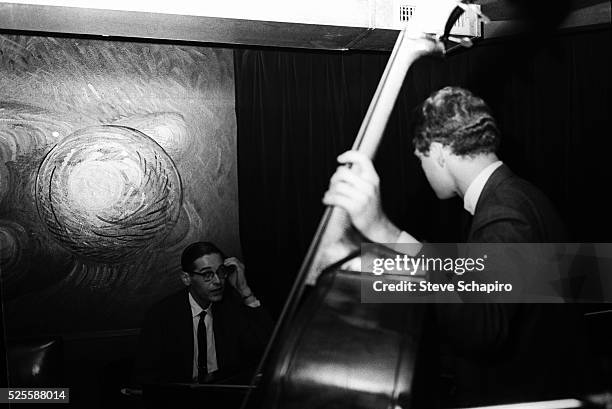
[{"x1": 224, "y1": 257, "x2": 259, "y2": 306}]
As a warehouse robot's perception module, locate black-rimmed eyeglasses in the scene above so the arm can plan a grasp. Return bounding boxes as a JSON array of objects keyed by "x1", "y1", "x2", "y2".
[{"x1": 189, "y1": 264, "x2": 235, "y2": 283}]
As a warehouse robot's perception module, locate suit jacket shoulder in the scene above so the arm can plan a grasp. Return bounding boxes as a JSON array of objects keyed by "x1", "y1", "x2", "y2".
[
  {"x1": 148, "y1": 289, "x2": 191, "y2": 319},
  {"x1": 132, "y1": 289, "x2": 193, "y2": 385},
  {"x1": 469, "y1": 164, "x2": 567, "y2": 242}
]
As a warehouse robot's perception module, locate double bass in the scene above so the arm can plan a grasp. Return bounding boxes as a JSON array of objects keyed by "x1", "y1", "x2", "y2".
[{"x1": 242, "y1": 3, "x2": 488, "y2": 408}]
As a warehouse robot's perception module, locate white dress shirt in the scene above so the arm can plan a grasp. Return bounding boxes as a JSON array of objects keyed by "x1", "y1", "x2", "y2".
[
  {"x1": 463, "y1": 161, "x2": 503, "y2": 216},
  {"x1": 189, "y1": 293, "x2": 218, "y2": 381}
]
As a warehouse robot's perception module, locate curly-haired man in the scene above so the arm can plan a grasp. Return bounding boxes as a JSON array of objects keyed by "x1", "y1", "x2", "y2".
[{"x1": 323, "y1": 86, "x2": 587, "y2": 406}]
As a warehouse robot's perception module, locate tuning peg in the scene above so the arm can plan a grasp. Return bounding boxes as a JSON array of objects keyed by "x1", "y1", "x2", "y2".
[
  {"x1": 447, "y1": 35, "x2": 474, "y2": 48},
  {"x1": 455, "y1": 1, "x2": 491, "y2": 23}
]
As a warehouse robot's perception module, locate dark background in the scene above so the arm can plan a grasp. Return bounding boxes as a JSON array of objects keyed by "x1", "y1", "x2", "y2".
[{"x1": 235, "y1": 25, "x2": 611, "y2": 316}]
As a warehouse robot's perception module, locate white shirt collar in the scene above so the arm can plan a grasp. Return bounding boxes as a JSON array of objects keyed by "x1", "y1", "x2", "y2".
[
  {"x1": 188, "y1": 292, "x2": 211, "y2": 318},
  {"x1": 463, "y1": 161, "x2": 503, "y2": 216}
]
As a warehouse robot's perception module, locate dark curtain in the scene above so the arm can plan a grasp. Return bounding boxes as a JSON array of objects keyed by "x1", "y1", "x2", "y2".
[{"x1": 234, "y1": 27, "x2": 611, "y2": 315}]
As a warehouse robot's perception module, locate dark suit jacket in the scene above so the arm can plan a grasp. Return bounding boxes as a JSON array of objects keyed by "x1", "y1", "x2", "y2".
[
  {"x1": 432, "y1": 165, "x2": 588, "y2": 406},
  {"x1": 468, "y1": 164, "x2": 567, "y2": 243},
  {"x1": 132, "y1": 287, "x2": 273, "y2": 385}
]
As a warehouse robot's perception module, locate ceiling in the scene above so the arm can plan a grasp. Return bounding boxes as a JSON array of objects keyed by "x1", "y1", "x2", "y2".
[{"x1": 0, "y1": 0, "x2": 609, "y2": 51}]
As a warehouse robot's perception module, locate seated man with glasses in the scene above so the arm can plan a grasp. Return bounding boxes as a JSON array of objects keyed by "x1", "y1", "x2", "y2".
[{"x1": 132, "y1": 241, "x2": 273, "y2": 385}]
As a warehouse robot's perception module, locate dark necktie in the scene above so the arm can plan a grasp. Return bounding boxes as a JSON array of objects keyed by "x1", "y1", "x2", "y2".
[{"x1": 197, "y1": 310, "x2": 208, "y2": 383}]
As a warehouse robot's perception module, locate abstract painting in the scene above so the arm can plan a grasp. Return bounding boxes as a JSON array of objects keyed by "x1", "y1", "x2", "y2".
[{"x1": 0, "y1": 35, "x2": 239, "y2": 335}]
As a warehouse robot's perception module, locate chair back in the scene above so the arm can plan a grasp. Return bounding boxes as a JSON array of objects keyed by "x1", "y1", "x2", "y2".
[{"x1": 7, "y1": 337, "x2": 63, "y2": 387}]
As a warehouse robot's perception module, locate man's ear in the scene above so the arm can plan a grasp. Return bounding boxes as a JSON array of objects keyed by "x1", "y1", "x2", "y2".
[
  {"x1": 180, "y1": 271, "x2": 191, "y2": 287},
  {"x1": 430, "y1": 142, "x2": 445, "y2": 168}
]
